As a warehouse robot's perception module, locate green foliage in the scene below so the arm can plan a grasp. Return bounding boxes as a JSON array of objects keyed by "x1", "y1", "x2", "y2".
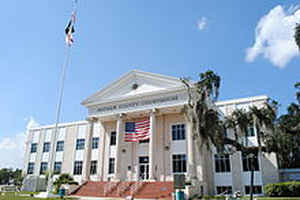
[
  {"x1": 52, "y1": 173, "x2": 78, "y2": 194},
  {"x1": 295, "y1": 24, "x2": 300, "y2": 51},
  {"x1": 0, "y1": 168, "x2": 23, "y2": 186},
  {"x1": 264, "y1": 182, "x2": 300, "y2": 197}
]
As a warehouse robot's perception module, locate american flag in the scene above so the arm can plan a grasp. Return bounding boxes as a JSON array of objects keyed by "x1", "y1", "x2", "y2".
[{"x1": 125, "y1": 118, "x2": 150, "y2": 142}]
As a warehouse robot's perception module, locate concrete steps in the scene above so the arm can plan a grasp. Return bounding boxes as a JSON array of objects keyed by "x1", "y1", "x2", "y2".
[{"x1": 71, "y1": 181, "x2": 174, "y2": 199}]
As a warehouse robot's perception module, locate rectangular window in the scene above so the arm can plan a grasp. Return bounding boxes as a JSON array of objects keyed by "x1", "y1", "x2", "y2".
[
  {"x1": 92, "y1": 137, "x2": 99, "y2": 149},
  {"x1": 56, "y1": 141, "x2": 64, "y2": 152},
  {"x1": 76, "y1": 139, "x2": 85, "y2": 150},
  {"x1": 110, "y1": 132, "x2": 116, "y2": 146},
  {"x1": 215, "y1": 154, "x2": 231, "y2": 173},
  {"x1": 216, "y1": 186, "x2": 232, "y2": 195},
  {"x1": 90, "y1": 160, "x2": 97, "y2": 175},
  {"x1": 54, "y1": 162, "x2": 62, "y2": 174},
  {"x1": 242, "y1": 152, "x2": 259, "y2": 171},
  {"x1": 30, "y1": 143, "x2": 37, "y2": 153},
  {"x1": 172, "y1": 124, "x2": 186, "y2": 141},
  {"x1": 139, "y1": 139, "x2": 149, "y2": 144},
  {"x1": 40, "y1": 162, "x2": 48, "y2": 175},
  {"x1": 245, "y1": 185, "x2": 262, "y2": 194},
  {"x1": 108, "y1": 158, "x2": 115, "y2": 174},
  {"x1": 172, "y1": 154, "x2": 187, "y2": 173},
  {"x1": 73, "y1": 161, "x2": 83, "y2": 175},
  {"x1": 43, "y1": 142, "x2": 50, "y2": 153},
  {"x1": 246, "y1": 126, "x2": 255, "y2": 137},
  {"x1": 27, "y1": 163, "x2": 35, "y2": 174}
]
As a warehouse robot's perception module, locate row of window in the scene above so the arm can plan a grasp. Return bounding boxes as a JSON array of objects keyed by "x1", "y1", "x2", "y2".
[
  {"x1": 30, "y1": 123, "x2": 188, "y2": 154},
  {"x1": 30, "y1": 137, "x2": 100, "y2": 153},
  {"x1": 216, "y1": 185, "x2": 262, "y2": 195},
  {"x1": 214, "y1": 152, "x2": 259, "y2": 173}
]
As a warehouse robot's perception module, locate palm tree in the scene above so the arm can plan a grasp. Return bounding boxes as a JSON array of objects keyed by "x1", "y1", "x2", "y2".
[
  {"x1": 181, "y1": 70, "x2": 223, "y2": 150},
  {"x1": 295, "y1": 23, "x2": 300, "y2": 50}
]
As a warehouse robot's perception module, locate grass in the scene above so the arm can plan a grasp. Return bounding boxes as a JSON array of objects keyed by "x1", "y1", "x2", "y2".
[{"x1": 0, "y1": 192, "x2": 77, "y2": 200}]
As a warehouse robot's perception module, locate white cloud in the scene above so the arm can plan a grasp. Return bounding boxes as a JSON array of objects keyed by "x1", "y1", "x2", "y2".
[
  {"x1": 197, "y1": 17, "x2": 208, "y2": 30},
  {"x1": 245, "y1": 5, "x2": 300, "y2": 68},
  {"x1": 0, "y1": 117, "x2": 39, "y2": 169}
]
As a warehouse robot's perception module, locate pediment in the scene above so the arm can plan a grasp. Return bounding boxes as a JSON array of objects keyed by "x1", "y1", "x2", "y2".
[{"x1": 81, "y1": 70, "x2": 184, "y2": 107}]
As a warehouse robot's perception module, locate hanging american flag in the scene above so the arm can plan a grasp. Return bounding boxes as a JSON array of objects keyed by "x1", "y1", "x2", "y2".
[
  {"x1": 125, "y1": 118, "x2": 150, "y2": 142},
  {"x1": 65, "y1": 12, "x2": 76, "y2": 46}
]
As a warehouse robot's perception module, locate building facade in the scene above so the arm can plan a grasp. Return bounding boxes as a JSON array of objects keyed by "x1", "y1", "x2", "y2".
[{"x1": 23, "y1": 70, "x2": 279, "y2": 195}]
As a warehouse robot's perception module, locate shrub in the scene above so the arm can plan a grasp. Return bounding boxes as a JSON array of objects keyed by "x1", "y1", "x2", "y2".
[{"x1": 264, "y1": 181, "x2": 300, "y2": 197}]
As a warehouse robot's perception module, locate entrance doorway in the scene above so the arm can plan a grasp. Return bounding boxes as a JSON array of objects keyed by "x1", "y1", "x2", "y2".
[{"x1": 139, "y1": 156, "x2": 149, "y2": 180}]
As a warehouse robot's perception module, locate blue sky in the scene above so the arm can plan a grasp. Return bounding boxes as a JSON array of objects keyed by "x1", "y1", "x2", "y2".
[{"x1": 0, "y1": 1, "x2": 299, "y2": 168}]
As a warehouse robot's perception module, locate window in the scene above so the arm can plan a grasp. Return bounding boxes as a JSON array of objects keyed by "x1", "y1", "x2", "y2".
[
  {"x1": 108, "y1": 158, "x2": 115, "y2": 174},
  {"x1": 172, "y1": 124, "x2": 185, "y2": 140},
  {"x1": 92, "y1": 137, "x2": 99, "y2": 149},
  {"x1": 43, "y1": 142, "x2": 50, "y2": 153},
  {"x1": 172, "y1": 154, "x2": 187, "y2": 173},
  {"x1": 216, "y1": 186, "x2": 232, "y2": 195},
  {"x1": 40, "y1": 162, "x2": 48, "y2": 175},
  {"x1": 30, "y1": 143, "x2": 37, "y2": 153},
  {"x1": 54, "y1": 162, "x2": 62, "y2": 174},
  {"x1": 215, "y1": 154, "x2": 231, "y2": 173},
  {"x1": 90, "y1": 160, "x2": 97, "y2": 175},
  {"x1": 245, "y1": 185, "x2": 262, "y2": 194},
  {"x1": 110, "y1": 132, "x2": 116, "y2": 146},
  {"x1": 56, "y1": 141, "x2": 64, "y2": 152},
  {"x1": 73, "y1": 161, "x2": 83, "y2": 175},
  {"x1": 139, "y1": 139, "x2": 149, "y2": 144},
  {"x1": 27, "y1": 163, "x2": 34, "y2": 174},
  {"x1": 246, "y1": 126, "x2": 255, "y2": 137},
  {"x1": 242, "y1": 152, "x2": 259, "y2": 171},
  {"x1": 76, "y1": 139, "x2": 85, "y2": 150}
]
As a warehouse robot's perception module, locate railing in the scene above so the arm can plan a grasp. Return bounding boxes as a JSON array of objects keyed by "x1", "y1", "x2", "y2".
[{"x1": 104, "y1": 181, "x2": 119, "y2": 196}]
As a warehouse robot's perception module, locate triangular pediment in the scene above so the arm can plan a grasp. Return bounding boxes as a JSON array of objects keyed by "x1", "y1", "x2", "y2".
[{"x1": 81, "y1": 70, "x2": 184, "y2": 106}]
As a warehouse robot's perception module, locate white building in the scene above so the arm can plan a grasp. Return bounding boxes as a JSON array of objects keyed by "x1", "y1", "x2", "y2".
[{"x1": 23, "y1": 70, "x2": 279, "y2": 197}]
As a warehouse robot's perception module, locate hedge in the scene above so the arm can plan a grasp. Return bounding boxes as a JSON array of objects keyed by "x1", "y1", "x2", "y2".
[{"x1": 264, "y1": 181, "x2": 300, "y2": 197}]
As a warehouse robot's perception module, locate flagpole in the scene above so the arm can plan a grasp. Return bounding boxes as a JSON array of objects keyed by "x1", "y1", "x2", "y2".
[{"x1": 47, "y1": 44, "x2": 72, "y2": 193}]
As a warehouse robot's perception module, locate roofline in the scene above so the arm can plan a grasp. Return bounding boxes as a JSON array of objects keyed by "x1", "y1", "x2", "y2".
[
  {"x1": 215, "y1": 95, "x2": 269, "y2": 106},
  {"x1": 28, "y1": 120, "x2": 88, "y2": 131},
  {"x1": 81, "y1": 70, "x2": 182, "y2": 106}
]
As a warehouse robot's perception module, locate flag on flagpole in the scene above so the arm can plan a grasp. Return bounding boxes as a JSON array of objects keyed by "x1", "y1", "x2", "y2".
[
  {"x1": 65, "y1": 12, "x2": 76, "y2": 46},
  {"x1": 125, "y1": 118, "x2": 150, "y2": 142}
]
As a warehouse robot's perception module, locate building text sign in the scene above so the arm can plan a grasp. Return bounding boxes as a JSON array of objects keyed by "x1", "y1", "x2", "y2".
[{"x1": 91, "y1": 95, "x2": 180, "y2": 115}]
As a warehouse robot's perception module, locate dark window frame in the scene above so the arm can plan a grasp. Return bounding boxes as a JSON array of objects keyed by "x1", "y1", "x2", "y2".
[
  {"x1": 216, "y1": 186, "x2": 232, "y2": 195},
  {"x1": 172, "y1": 154, "x2": 187, "y2": 173},
  {"x1": 108, "y1": 158, "x2": 115, "y2": 174},
  {"x1": 110, "y1": 132, "x2": 116, "y2": 146},
  {"x1": 40, "y1": 162, "x2": 48, "y2": 175},
  {"x1": 56, "y1": 141, "x2": 64, "y2": 152},
  {"x1": 76, "y1": 139, "x2": 85, "y2": 150},
  {"x1": 245, "y1": 185, "x2": 262, "y2": 194},
  {"x1": 54, "y1": 162, "x2": 62, "y2": 174},
  {"x1": 73, "y1": 161, "x2": 83, "y2": 175},
  {"x1": 242, "y1": 152, "x2": 259, "y2": 171},
  {"x1": 215, "y1": 154, "x2": 231, "y2": 173},
  {"x1": 30, "y1": 143, "x2": 37, "y2": 153},
  {"x1": 27, "y1": 163, "x2": 35, "y2": 174},
  {"x1": 92, "y1": 137, "x2": 99, "y2": 149},
  {"x1": 171, "y1": 124, "x2": 186, "y2": 141},
  {"x1": 90, "y1": 160, "x2": 97, "y2": 175},
  {"x1": 43, "y1": 142, "x2": 50, "y2": 153}
]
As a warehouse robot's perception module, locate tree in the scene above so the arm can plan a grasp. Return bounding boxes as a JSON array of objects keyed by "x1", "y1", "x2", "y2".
[
  {"x1": 53, "y1": 173, "x2": 78, "y2": 193},
  {"x1": 294, "y1": 23, "x2": 300, "y2": 50}
]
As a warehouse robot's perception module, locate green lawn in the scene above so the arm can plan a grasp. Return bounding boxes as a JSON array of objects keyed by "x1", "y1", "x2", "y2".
[{"x1": 0, "y1": 192, "x2": 77, "y2": 200}]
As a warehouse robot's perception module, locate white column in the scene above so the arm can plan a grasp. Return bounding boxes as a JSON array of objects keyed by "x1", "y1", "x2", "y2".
[
  {"x1": 187, "y1": 121, "x2": 197, "y2": 180},
  {"x1": 114, "y1": 114, "x2": 124, "y2": 180},
  {"x1": 149, "y1": 110, "x2": 157, "y2": 181},
  {"x1": 82, "y1": 118, "x2": 95, "y2": 182}
]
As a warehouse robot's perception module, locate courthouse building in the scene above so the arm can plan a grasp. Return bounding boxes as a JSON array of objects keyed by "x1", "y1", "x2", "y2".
[{"x1": 23, "y1": 70, "x2": 279, "y2": 197}]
